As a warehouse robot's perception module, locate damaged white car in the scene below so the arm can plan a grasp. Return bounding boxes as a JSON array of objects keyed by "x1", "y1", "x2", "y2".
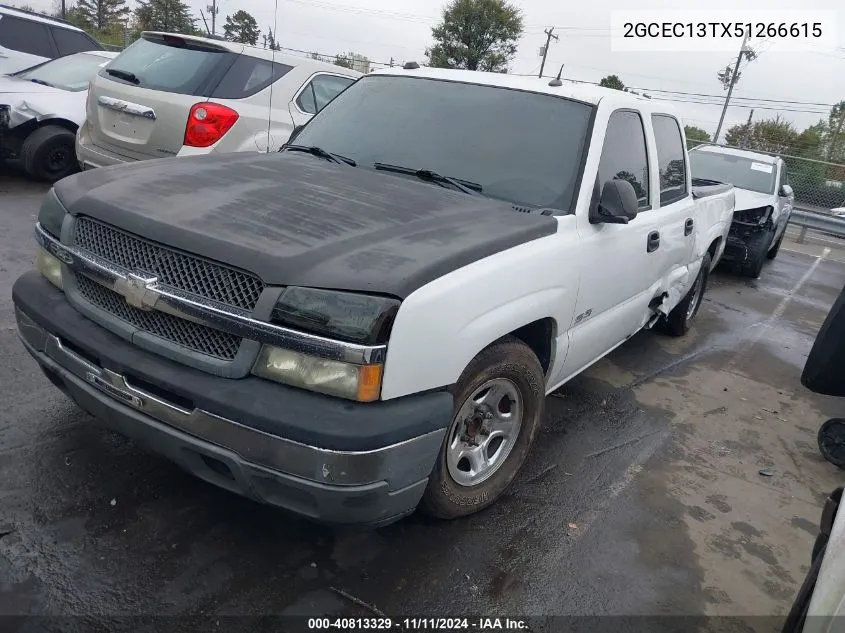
[{"x1": 1, "y1": 50, "x2": 117, "y2": 181}]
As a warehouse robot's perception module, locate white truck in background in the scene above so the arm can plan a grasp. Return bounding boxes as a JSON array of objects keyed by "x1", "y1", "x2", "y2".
[{"x1": 14, "y1": 67, "x2": 735, "y2": 525}]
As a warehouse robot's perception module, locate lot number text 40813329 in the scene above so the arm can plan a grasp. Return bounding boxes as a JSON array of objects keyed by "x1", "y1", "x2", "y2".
[{"x1": 307, "y1": 617, "x2": 529, "y2": 631}]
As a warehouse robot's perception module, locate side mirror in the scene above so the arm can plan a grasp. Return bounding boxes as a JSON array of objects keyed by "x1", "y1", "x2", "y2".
[
  {"x1": 780, "y1": 184, "x2": 794, "y2": 198},
  {"x1": 591, "y1": 179, "x2": 639, "y2": 225}
]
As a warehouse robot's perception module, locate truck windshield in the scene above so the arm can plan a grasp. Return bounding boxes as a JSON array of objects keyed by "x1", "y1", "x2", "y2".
[
  {"x1": 291, "y1": 75, "x2": 594, "y2": 212},
  {"x1": 689, "y1": 150, "x2": 777, "y2": 195}
]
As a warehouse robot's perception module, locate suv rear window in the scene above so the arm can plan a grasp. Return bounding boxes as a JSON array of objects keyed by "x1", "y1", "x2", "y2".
[
  {"x1": 211, "y1": 55, "x2": 293, "y2": 99},
  {"x1": 100, "y1": 34, "x2": 235, "y2": 96}
]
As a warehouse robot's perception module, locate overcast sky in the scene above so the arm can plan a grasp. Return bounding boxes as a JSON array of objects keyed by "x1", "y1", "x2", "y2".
[{"x1": 32, "y1": 0, "x2": 845, "y2": 139}]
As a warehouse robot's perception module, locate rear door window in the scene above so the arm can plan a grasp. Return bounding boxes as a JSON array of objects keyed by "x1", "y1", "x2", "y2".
[
  {"x1": 651, "y1": 114, "x2": 688, "y2": 206},
  {"x1": 51, "y1": 26, "x2": 99, "y2": 56},
  {"x1": 296, "y1": 74, "x2": 355, "y2": 115},
  {"x1": 0, "y1": 15, "x2": 55, "y2": 58},
  {"x1": 211, "y1": 56, "x2": 293, "y2": 99},
  {"x1": 100, "y1": 34, "x2": 234, "y2": 96}
]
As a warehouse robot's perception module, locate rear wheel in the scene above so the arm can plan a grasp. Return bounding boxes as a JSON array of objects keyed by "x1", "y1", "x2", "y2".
[
  {"x1": 420, "y1": 336, "x2": 545, "y2": 519},
  {"x1": 664, "y1": 253, "x2": 711, "y2": 337},
  {"x1": 21, "y1": 125, "x2": 78, "y2": 182}
]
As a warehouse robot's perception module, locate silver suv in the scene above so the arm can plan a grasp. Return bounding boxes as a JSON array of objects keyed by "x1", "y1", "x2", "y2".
[{"x1": 76, "y1": 32, "x2": 360, "y2": 169}]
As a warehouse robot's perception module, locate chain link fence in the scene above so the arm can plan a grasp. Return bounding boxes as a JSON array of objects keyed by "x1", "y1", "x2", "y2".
[{"x1": 688, "y1": 140, "x2": 845, "y2": 213}]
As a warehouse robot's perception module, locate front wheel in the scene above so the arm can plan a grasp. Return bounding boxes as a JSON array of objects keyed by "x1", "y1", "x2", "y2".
[
  {"x1": 420, "y1": 336, "x2": 545, "y2": 519},
  {"x1": 663, "y1": 253, "x2": 711, "y2": 337},
  {"x1": 767, "y1": 230, "x2": 785, "y2": 260},
  {"x1": 20, "y1": 125, "x2": 79, "y2": 182},
  {"x1": 742, "y1": 229, "x2": 775, "y2": 278}
]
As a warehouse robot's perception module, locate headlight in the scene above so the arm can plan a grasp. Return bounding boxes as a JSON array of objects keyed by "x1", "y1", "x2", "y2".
[
  {"x1": 38, "y1": 189, "x2": 67, "y2": 238},
  {"x1": 734, "y1": 206, "x2": 772, "y2": 226},
  {"x1": 37, "y1": 247, "x2": 64, "y2": 290},
  {"x1": 252, "y1": 346, "x2": 383, "y2": 402},
  {"x1": 253, "y1": 287, "x2": 397, "y2": 400},
  {"x1": 271, "y1": 287, "x2": 399, "y2": 344}
]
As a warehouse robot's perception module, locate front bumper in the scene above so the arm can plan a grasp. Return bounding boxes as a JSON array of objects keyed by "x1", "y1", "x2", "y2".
[{"x1": 13, "y1": 272, "x2": 452, "y2": 526}]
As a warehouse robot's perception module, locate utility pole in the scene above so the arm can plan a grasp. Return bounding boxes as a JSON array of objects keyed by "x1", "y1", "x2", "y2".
[
  {"x1": 61, "y1": 0, "x2": 65, "y2": 18},
  {"x1": 538, "y1": 27, "x2": 558, "y2": 78},
  {"x1": 740, "y1": 109, "x2": 754, "y2": 148},
  {"x1": 389, "y1": 57, "x2": 394, "y2": 67},
  {"x1": 206, "y1": 0, "x2": 218, "y2": 36},
  {"x1": 714, "y1": 31, "x2": 750, "y2": 144}
]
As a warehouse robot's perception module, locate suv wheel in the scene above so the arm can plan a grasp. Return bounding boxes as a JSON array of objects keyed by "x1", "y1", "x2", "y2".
[
  {"x1": 420, "y1": 336, "x2": 545, "y2": 519},
  {"x1": 21, "y1": 125, "x2": 79, "y2": 182},
  {"x1": 741, "y1": 228, "x2": 774, "y2": 278}
]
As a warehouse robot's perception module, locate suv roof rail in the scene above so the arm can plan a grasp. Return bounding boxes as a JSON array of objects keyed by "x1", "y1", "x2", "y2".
[{"x1": 0, "y1": 3, "x2": 75, "y2": 26}]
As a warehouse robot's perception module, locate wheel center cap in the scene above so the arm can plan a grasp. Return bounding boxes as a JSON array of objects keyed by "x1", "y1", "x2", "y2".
[{"x1": 462, "y1": 405, "x2": 493, "y2": 445}]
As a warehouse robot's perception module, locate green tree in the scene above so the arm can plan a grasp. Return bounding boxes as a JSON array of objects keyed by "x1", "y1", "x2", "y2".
[
  {"x1": 74, "y1": 0, "x2": 129, "y2": 30},
  {"x1": 264, "y1": 28, "x2": 280, "y2": 50},
  {"x1": 684, "y1": 125, "x2": 711, "y2": 145},
  {"x1": 134, "y1": 0, "x2": 196, "y2": 34},
  {"x1": 223, "y1": 10, "x2": 259, "y2": 45},
  {"x1": 825, "y1": 101, "x2": 845, "y2": 162},
  {"x1": 334, "y1": 53, "x2": 352, "y2": 69},
  {"x1": 724, "y1": 115, "x2": 798, "y2": 154},
  {"x1": 599, "y1": 74, "x2": 625, "y2": 91},
  {"x1": 425, "y1": 0, "x2": 523, "y2": 72}
]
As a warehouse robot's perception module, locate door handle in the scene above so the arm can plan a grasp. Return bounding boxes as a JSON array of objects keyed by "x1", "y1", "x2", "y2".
[
  {"x1": 647, "y1": 231, "x2": 660, "y2": 253},
  {"x1": 684, "y1": 218, "x2": 694, "y2": 236}
]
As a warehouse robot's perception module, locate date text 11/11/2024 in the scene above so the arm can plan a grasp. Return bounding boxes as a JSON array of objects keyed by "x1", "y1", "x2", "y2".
[{"x1": 307, "y1": 618, "x2": 530, "y2": 630}]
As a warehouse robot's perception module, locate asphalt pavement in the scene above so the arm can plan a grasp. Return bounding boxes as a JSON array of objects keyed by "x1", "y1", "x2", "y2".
[{"x1": 2, "y1": 168, "x2": 845, "y2": 633}]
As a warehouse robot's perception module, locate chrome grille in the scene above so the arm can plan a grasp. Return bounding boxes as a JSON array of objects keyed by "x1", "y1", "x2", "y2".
[
  {"x1": 73, "y1": 217, "x2": 264, "y2": 311},
  {"x1": 76, "y1": 275, "x2": 242, "y2": 361}
]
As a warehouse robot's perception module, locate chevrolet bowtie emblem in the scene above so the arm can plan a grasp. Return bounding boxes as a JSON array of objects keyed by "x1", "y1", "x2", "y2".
[{"x1": 114, "y1": 273, "x2": 160, "y2": 311}]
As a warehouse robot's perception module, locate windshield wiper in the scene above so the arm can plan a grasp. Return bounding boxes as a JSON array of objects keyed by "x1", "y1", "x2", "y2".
[
  {"x1": 284, "y1": 144, "x2": 356, "y2": 166},
  {"x1": 28, "y1": 78, "x2": 53, "y2": 87},
  {"x1": 105, "y1": 68, "x2": 140, "y2": 84},
  {"x1": 373, "y1": 162, "x2": 482, "y2": 196}
]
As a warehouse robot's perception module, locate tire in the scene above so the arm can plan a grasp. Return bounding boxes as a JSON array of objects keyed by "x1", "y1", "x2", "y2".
[
  {"x1": 741, "y1": 228, "x2": 774, "y2": 278},
  {"x1": 20, "y1": 125, "x2": 79, "y2": 183},
  {"x1": 664, "y1": 253, "x2": 711, "y2": 337},
  {"x1": 419, "y1": 336, "x2": 545, "y2": 519},
  {"x1": 818, "y1": 419, "x2": 845, "y2": 470},
  {"x1": 767, "y1": 230, "x2": 784, "y2": 260}
]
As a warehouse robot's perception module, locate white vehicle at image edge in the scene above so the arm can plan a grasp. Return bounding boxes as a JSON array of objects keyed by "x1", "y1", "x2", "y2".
[
  {"x1": 0, "y1": 50, "x2": 117, "y2": 181},
  {"x1": 0, "y1": 5, "x2": 103, "y2": 75},
  {"x1": 13, "y1": 67, "x2": 734, "y2": 525},
  {"x1": 75, "y1": 31, "x2": 361, "y2": 169},
  {"x1": 689, "y1": 145, "x2": 795, "y2": 278}
]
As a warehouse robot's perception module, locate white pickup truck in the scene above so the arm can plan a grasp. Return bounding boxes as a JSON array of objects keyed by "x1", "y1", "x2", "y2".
[{"x1": 13, "y1": 66, "x2": 735, "y2": 525}]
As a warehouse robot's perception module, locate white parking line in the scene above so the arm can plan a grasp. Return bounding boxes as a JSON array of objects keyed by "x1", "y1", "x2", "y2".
[{"x1": 728, "y1": 247, "x2": 830, "y2": 369}]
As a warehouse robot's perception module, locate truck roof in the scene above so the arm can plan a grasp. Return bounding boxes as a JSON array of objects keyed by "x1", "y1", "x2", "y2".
[
  {"x1": 141, "y1": 31, "x2": 362, "y2": 77},
  {"x1": 691, "y1": 144, "x2": 780, "y2": 164},
  {"x1": 369, "y1": 65, "x2": 676, "y2": 111}
]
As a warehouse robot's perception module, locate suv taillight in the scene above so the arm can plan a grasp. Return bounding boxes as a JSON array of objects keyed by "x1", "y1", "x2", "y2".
[{"x1": 184, "y1": 102, "x2": 239, "y2": 148}]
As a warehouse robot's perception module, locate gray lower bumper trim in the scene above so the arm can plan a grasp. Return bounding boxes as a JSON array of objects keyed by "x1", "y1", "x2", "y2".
[{"x1": 15, "y1": 306, "x2": 445, "y2": 489}]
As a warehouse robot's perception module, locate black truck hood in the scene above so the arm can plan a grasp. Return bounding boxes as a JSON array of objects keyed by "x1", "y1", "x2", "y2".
[{"x1": 53, "y1": 152, "x2": 557, "y2": 298}]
